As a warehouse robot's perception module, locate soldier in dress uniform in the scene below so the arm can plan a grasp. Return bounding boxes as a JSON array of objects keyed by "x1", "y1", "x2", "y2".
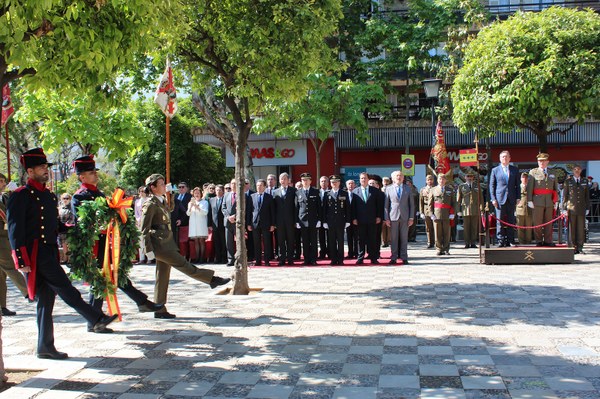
[
  {"x1": 71, "y1": 156, "x2": 164, "y2": 332},
  {"x1": 516, "y1": 173, "x2": 533, "y2": 244},
  {"x1": 562, "y1": 164, "x2": 590, "y2": 254},
  {"x1": 7, "y1": 148, "x2": 118, "y2": 359},
  {"x1": 141, "y1": 174, "x2": 231, "y2": 319},
  {"x1": 457, "y1": 172, "x2": 482, "y2": 249},
  {"x1": 0, "y1": 173, "x2": 28, "y2": 316},
  {"x1": 322, "y1": 175, "x2": 351, "y2": 265},
  {"x1": 527, "y1": 153, "x2": 559, "y2": 246},
  {"x1": 428, "y1": 173, "x2": 458, "y2": 255},
  {"x1": 296, "y1": 173, "x2": 322, "y2": 265},
  {"x1": 419, "y1": 175, "x2": 436, "y2": 249}
]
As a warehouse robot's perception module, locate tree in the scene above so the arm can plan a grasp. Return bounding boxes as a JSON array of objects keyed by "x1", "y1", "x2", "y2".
[
  {"x1": 174, "y1": 0, "x2": 342, "y2": 294},
  {"x1": 0, "y1": 1, "x2": 173, "y2": 92},
  {"x1": 56, "y1": 171, "x2": 118, "y2": 197},
  {"x1": 15, "y1": 88, "x2": 150, "y2": 160},
  {"x1": 451, "y1": 7, "x2": 600, "y2": 152},
  {"x1": 118, "y1": 99, "x2": 231, "y2": 192},
  {"x1": 255, "y1": 74, "x2": 387, "y2": 178}
]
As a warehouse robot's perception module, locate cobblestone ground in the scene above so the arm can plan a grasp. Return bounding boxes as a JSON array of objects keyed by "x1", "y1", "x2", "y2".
[{"x1": 2, "y1": 235, "x2": 600, "y2": 399}]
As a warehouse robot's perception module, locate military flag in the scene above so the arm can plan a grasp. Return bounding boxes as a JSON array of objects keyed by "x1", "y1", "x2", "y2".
[
  {"x1": 430, "y1": 120, "x2": 450, "y2": 174},
  {"x1": 154, "y1": 59, "x2": 178, "y2": 119}
]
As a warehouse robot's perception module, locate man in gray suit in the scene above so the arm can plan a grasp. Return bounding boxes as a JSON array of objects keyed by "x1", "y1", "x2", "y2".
[{"x1": 383, "y1": 170, "x2": 415, "y2": 265}]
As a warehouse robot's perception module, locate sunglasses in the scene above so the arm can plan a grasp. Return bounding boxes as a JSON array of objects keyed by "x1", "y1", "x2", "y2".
[{"x1": 178, "y1": 186, "x2": 186, "y2": 188}]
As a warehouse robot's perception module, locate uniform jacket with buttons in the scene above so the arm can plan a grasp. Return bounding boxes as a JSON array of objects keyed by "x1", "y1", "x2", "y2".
[
  {"x1": 140, "y1": 195, "x2": 175, "y2": 254},
  {"x1": 419, "y1": 185, "x2": 434, "y2": 217},
  {"x1": 527, "y1": 168, "x2": 559, "y2": 207},
  {"x1": 296, "y1": 187, "x2": 322, "y2": 227},
  {"x1": 428, "y1": 184, "x2": 458, "y2": 219},
  {"x1": 562, "y1": 176, "x2": 590, "y2": 215},
  {"x1": 7, "y1": 179, "x2": 65, "y2": 299},
  {"x1": 322, "y1": 189, "x2": 351, "y2": 228},
  {"x1": 457, "y1": 182, "x2": 482, "y2": 217},
  {"x1": 516, "y1": 183, "x2": 531, "y2": 217}
]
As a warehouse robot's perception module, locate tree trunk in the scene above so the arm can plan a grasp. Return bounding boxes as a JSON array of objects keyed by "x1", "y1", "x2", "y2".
[
  {"x1": 231, "y1": 124, "x2": 251, "y2": 295},
  {"x1": 244, "y1": 144, "x2": 255, "y2": 187},
  {"x1": 536, "y1": 132, "x2": 549, "y2": 153}
]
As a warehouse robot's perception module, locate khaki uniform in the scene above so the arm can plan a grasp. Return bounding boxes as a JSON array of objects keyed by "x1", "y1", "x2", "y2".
[
  {"x1": 457, "y1": 182, "x2": 482, "y2": 246},
  {"x1": 0, "y1": 196, "x2": 28, "y2": 308},
  {"x1": 141, "y1": 195, "x2": 214, "y2": 313},
  {"x1": 515, "y1": 183, "x2": 533, "y2": 244},
  {"x1": 428, "y1": 185, "x2": 458, "y2": 253},
  {"x1": 527, "y1": 168, "x2": 559, "y2": 244},
  {"x1": 419, "y1": 185, "x2": 435, "y2": 247},
  {"x1": 562, "y1": 176, "x2": 590, "y2": 251}
]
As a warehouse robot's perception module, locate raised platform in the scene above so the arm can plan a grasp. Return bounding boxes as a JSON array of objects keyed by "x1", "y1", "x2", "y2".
[{"x1": 483, "y1": 245, "x2": 574, "y2": 265}]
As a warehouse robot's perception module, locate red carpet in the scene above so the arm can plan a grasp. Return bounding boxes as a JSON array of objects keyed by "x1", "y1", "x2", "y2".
[{"x1": 248, "y1": 248, "x2": 403, "y2": 268}]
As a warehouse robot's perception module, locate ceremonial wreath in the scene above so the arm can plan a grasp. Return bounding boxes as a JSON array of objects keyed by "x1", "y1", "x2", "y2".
[{"x1": 68, "y1": 188, "x2": 139, "y2": 300}]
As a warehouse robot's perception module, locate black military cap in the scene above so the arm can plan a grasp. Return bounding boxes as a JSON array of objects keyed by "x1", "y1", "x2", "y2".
[
  {"x1": 20, "y1": 148, "x2": 53, "y2": 169},
  {"x1": 329, "y1": 174, "x2": 341, "y2": 182},
  {"x1": 300, "y1": 172, "x2": 312, "y2": 179},
  {"x1": 72, "y1": 155, "x2": 98, "y2": 174}
]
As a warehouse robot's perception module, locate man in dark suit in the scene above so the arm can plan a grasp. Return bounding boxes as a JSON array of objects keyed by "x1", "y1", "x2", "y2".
[
  {"x1": 489, "y1": 150, "x2": 520, "y2": 247},
  {"x1": 265, "y1": 174, "x2": 278, "y2": 259},
  {"x1": 273, "y1": 173, "x2": 297, "y2": 266},
  {"x1": 318, "y1": 176, "x2": 329, "y2": 259},
  {"x1": 208, "y1": 184, "x2": 227, "y2": 263},
  {"x1": 244, "y1": 179, "x2": 256, "y2": 261},
  {"x1": 297, "y1": 173, "x2": 322, "y2": 265},
  {"x1": 369, "y1": 176, "x2": 385, "y2": 261},
  {"x1": 247, "y1": 179, "x2": 275, "y2": 265},
  {"x1": 221, "y1": 179, "x2": 238, "y2": 266},
  {"x1": 323, "y1": 175, "x2": 351, "y2": 265},
  {"x1": 352, "y1": 172, "x2": 383, "y2": 264},
  {"x1": 173, "y1": 182, "x2": 192, "y2": 255},
  {"x1": 345, "y1": 179, "x2": 358, "y2": 258}
]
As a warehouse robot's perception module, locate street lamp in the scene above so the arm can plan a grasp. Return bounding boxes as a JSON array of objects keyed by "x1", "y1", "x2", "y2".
[{"x1": 422, "y1": 78, "x2": 443, "y2": 130}]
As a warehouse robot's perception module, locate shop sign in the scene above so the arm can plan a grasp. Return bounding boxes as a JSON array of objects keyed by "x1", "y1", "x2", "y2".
[{"x1": 226, "y1": 140, "x2": 307, "y2": 167}]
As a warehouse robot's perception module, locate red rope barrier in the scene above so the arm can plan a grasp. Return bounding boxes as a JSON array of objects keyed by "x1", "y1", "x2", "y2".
[{"x1": 492, "y1": 213, "x2": 566, "y2": 229}]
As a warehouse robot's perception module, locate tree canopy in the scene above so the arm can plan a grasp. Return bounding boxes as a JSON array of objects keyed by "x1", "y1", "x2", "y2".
[{"x1": 451, "y1": 7, "x2": 600, "y2": 151}]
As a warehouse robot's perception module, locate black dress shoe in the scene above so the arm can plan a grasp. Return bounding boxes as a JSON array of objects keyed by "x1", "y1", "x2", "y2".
[
  {"x1": 255, "y1": 261, "x2": 262, "y2": 266},
  {"x1": 88, "y1": 326, "x2": 114, "y2": 334},
  {"x1": 546, "y1": 243, "x2": 556, "y2": 247},
  {"x1": 278, "y1": 260, "x2": 285, "y2": 266},
  {"x1": 226, "y1": 262, "x2": 234, "y2": 266},
  {"x1": 210, "y1": 276, "x2": 231, "y2": 289},
  {"x1": 93, "y1": 314, "x2": 119, "y2": 333},
  {"x1": 371, "y1": 260, "x2": 380, "y2": 265},
  {"x1": 471, "y1": 244, "x2": 477, "y2": 249},
  {"x1": 536, "y1": 242, "x2": 544, "y2": 247},
  {"x1": 427, "y1": 245, "x2": 435, "y2": 249},
  {"x1": 464, "y1": 244, "x2": 470, "y2": 249},
  {"x1": 138, "y1": 300, "x2": 165, "y2": 313},
  {"x1": 437, "y1": 252, "x2": 443, "y2": 256},
  {"x1": 355, "y1": 259, "x2": 364, "y2": 265},
  {"x1": 37, "y1": 350, "x2": 68, "y2": 360},
  {"x1": 154, "y1": 311, "x2": 176, "y2": 319},
  {"x1": 574, "y1": 249, "x2": 580, "y2": 254},
  {"x1": 401, "y1": 260, "x2": 409, "y2": 265},
  {"x1": 287, "y1": 260, "x2": 294, "y2": 266},
  {"x1": 2, "y1": 307, "x2": 16, "y2": 316},
  {"x1": 389, "y1": 260, "x2": 397, "y2": 265}
]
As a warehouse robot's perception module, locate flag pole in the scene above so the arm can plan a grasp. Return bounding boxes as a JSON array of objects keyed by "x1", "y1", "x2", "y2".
[
  {"x1": 5, "y1": 124, "x2": 10, "y2": 182},
  {"x1": 166, "y1": 115, "x2": 171, "y2": 205}
]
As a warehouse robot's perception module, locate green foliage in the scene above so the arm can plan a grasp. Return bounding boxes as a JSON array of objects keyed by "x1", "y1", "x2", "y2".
[
  {"x1": 14, "y1": 88, "x2": 151, "y2": 160},
  {"x1": 118, "y1": 98, "x2": 232, "y2": 190},
  {"x1": 0, "y1": 1, "x2": 176, "y2": 99},
  {"x1": 452, "y1": 7, "x2": 600, "y2": 138},
  {"x1": 255, "y1": 74, "x2": 387, "y2": 142},
  {"x1": 68, "y1": 196, "x2": 139, "y2": 298},
  {"x1": 55, "y1": 171, "x2": 118, "y2": 197}
]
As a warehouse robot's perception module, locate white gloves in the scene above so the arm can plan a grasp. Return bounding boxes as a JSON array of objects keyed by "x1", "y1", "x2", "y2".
[
  {"x1": 420, "y1": 214, "x2": 425, "y2": 220},
  {"x1": 316, "y1": 221, "x2": 322, "y2": 228},
  {"x1": 528, "y1": 201, "x2": 534, "y2": 209},
  {"x1": 323, "y1": 223, "x2": 329, "y2": 229},
  {"x1": 146, "y1": 251, "x2": 155, "y2": 261},
  {"x1": 6, "y1": 181, "x2": 18, "y2": 191},
  {"x1": 449, "y1": 214, "x2": 455, "y2": 220},
  {"x1": 586, "y1": 209, "x2": 590, "y2": 215},
  {"x1": 345, "y1": 223, "x2": 350, "y2": 228},
  {"x1": 554, "y1": 202, "x2": 559, "y2": 210},
  {"x1": 296, "y1": 223, "x2": 301, "y2": 229},
  {"x1": 431, "y1": 214, "x2": 437, "y2": 221},
  {"x1": 165, "y1": 183, "x2": 174, "y2": 193},
  {"x1": 561, "y1": 210, "x2": 568, "y2": 216},
  {"x1": 457, "y1": 212, "x2": 463, "y2": 217}
]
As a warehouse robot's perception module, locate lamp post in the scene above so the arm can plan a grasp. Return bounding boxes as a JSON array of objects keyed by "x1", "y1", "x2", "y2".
[{"x1": 422, "y1": 78, "x2": 443, "y2": 134}]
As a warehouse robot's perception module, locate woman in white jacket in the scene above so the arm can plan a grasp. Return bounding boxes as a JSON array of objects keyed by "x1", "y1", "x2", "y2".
[{"x1": 187, "y1": 187, "x2": 209, "y2": 263}]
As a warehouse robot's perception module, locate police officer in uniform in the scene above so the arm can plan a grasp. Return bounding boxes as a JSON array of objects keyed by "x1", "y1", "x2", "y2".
[
  {"x1": 322, "y1": 175, "x2": 351, "y2": 265},
  {"x1": 457, "y1": 172, "x2": 482, "y2": 248},
  {"x1": 7, "y1": 148, "x2": 118, "y2": 359},
  {"x1": 296, "y1": 173, "x2": 322, "y2": 265},
  {"x1": 71, "y1": 156, "x2": 164, "y2": 332},
  {"x1": 527, "y1": 153, "x2": 559, "y2": 246},
  {"x1": 419, "y1": 175, "x2": 436, "y2": 248},
  {"x1": 429, "y1": 173, "x2": 458, "y2": 255},
  {"x1": 562, "y1": 164, "x2": 590, "y2": 254},
  {"x1": 516, "y1": 173, "x2": 533, "y2": 244},
  {"x1": 0, "y1": 173, "x2": 28, "y2": 316},
  {"x1": 141, "y1": 174, "x2": 230, "y2": 319}
]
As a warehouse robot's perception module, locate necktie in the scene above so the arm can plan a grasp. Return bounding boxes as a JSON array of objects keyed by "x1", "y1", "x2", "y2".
[
  {"x1": 178, "y1": 194, "x2": 183, "y2": 201},
  {"x1": 232, "y1": 193, "x2": 236, "y2": 205},
  {"x1": 397, "y1": 185, "x2": 402, "y2": 199},
  {"x1": 218, "y1": 197, "x2": 222, "y2": 208},
  {"x1": 304, "y1": 189, "x2": 308, "y2": 197},
  {"x1": 576, "y1": 178, "x2": 580, "y2": 185},
  {"x1": 503, "y1": 166, "x2": 509, "y2": 179},
  {"x1": 362, "y1": 187, "x2": 367, "y2": 202},
  {"x1": 282, "y1": 189, "x2": 286, "y2": 197},
  {"x1": 348, "y1": 193, "x2": 352, "y2": 203},
  {"x1": 544, "y1": 169, "x2": 548, "y2": 177},
  {"x1": 258, "y1": 194, "x2": 262, "y2": 208}
]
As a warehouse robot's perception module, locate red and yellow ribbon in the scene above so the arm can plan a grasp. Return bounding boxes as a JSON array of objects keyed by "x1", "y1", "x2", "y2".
[{"x1": 102, "y1": 188, "x2": 134, "y2": 320}]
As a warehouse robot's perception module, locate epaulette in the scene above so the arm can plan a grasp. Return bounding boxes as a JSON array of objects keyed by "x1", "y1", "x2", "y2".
[{"x1": 14, "y1": 186, "x2": 27, "y2": 193}]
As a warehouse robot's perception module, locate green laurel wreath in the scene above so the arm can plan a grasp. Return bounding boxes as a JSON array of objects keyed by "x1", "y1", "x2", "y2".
[{"x1": 67, "y1": 196, "x2": 140, "y2": 298}]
